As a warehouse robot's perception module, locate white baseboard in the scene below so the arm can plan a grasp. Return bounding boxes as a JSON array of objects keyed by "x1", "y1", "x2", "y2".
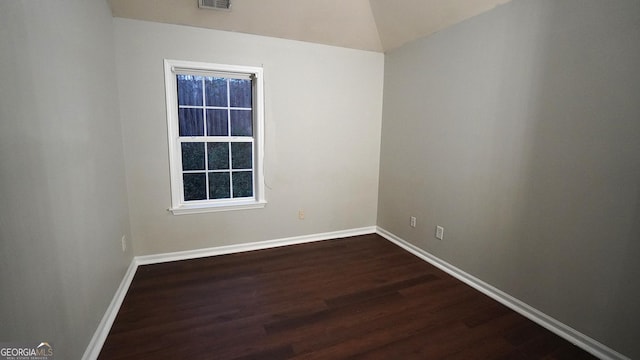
[
  {"x1": 81, "y1": 259, "x2": 138, "y2": 360},
  {"x1": 375, "y1": 226, "x2": 630, "y2": 360},
  {"x1": 135, "y1": 226, "x2": 377, "y2": 265},
  {"x1": 82, "y1": 226, "x2": 377, "y2": 359}
]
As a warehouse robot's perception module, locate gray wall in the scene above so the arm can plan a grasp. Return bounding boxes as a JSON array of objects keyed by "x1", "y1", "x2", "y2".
[
  {"x1": 0, "y1": 1, "x2": 132, "y2": 358},
  {"x1": 113, "y1": 19, "x2": 384, "y2": 256},
  {"x1": 377, "y1": 0, "x2": 640, "y2": 358}
]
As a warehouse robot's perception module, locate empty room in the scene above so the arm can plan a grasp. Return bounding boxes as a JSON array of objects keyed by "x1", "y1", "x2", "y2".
[{"x1": 0, "y1": 0, "x2": 638, "y2": 359}]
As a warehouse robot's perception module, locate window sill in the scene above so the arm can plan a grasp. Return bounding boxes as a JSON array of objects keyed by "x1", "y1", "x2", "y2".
[{"x1": 169, "y1": 200, "x2": 266, "y2": 215}]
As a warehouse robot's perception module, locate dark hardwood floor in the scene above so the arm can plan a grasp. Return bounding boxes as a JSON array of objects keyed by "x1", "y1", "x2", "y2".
[{"x1": 99, "y1": 234, "x2": 597, "y2": 359}]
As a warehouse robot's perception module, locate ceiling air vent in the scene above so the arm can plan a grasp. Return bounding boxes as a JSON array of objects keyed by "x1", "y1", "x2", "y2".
[{"x1": 198, "y1": 0, "x2": 231, "y2": 11}]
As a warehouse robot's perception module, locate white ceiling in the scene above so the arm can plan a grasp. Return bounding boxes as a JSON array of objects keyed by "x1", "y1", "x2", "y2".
[{"x1": 107, "y1": 0, "x2": 512, "y2": 52}]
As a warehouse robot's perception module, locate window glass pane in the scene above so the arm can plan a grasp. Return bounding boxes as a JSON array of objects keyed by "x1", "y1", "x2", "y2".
[
  {"x1": 183, "y1": 173, "x2": 207, "y2": 201},
  {"x1": 207, "y1": 142, "x2": 229, "y2": 170},
  {"x1": 231, "y1": 142, "x2": 252, "y2": 169},
  {"x1": 205, "y1": 77, "x2": 228, "y2": 107},
  {"x1": 209, "y1": 172, "x2": 230, "y2": 199},
  {"x1": 229, "y1": 79, "x2": 251, "y2": 108},
  {"x1": 181, "y1": 142, "x2": 205, "y2": 170},
  {"x1": 232, "y1": 171, "x2": 253, "y2": 198},
  {"x1": 179, "y1": 108, "x2": 204, "y2": 136},
  {"x1": 230, "y1": 110, "x2": 253, "y2": 136},
  {"x1": 206, "y1": 109, "x2": 228, "y2": 136},
  {"x1": 177, "y1": 75, "x2": 203, "y2": 106}
]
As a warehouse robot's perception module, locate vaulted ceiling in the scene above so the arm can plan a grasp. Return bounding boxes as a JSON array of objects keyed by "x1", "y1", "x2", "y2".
[{"x1": 108, "y1": 0, "x2": 512, "y2": 52}]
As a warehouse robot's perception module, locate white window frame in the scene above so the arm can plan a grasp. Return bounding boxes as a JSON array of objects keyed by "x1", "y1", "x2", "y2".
[{"x1": 164, "y1": 59, "x2": 266, "y2": 215}]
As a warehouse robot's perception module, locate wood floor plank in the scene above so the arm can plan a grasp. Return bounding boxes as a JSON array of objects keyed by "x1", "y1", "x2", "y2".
[
  {"x1": 324, "y1": 273, "x2": 439, "y2": 308},
  {"x1": 98, "y1": 234, "x2": 598, "y2": 359}
]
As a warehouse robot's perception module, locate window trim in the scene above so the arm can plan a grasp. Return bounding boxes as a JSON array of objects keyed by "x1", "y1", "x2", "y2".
[{"x1": 164, "y1": 59, "x2": 266, "y2": 215}]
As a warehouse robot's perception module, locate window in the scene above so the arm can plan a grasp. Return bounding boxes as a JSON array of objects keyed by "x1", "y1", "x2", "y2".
[{"x1": 164, "y1": 60, "x2": 265, "y2": 214}]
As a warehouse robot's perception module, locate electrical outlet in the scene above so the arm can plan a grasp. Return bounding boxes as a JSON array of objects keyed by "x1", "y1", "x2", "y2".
[
  {"x1": 121, "y1": 235, "x2": 127, "y2": 252},
  {"x1": 298, "y1": 209, "x2": 305, "y2": 220},
  {"x1": 410, "y1": 216, "x2": 417, "y2": 228},
  {"x1": 435, "y1": 226, "x2": 444, "y2": 240}
]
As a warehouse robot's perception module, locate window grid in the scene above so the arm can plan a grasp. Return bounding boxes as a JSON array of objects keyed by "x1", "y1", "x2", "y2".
[{"x1": 176, "y1": 76, "x2": 255, "y2": 202}]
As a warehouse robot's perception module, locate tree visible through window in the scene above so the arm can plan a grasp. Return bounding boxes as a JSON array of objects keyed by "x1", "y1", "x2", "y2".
[{"x1": 165, "y1": 60, "x2": 265, "y2": 214}]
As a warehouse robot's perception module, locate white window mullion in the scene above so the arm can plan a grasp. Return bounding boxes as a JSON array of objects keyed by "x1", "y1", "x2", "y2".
[
  {"x1": 204, "y1": 143, "x2": 210, "y2": 200},
  {"x1": 178, "y1": 105, "x2": 251, "y2": 111},
  {"x1": 228, "y1": 142, "x2": 234, "y2": 199},
  {"x1": 201, "y1": 77, "x2": 207, "y2": 136},
  {"x1": 202, "y1": 77, "x2": 211, "y2": 200},
  {"x1": 226, "y1": 78, "x2": 232, "y2": 137},
  {"x1": 226, "y1": 79, "x2": 234, "y2": 199}
]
